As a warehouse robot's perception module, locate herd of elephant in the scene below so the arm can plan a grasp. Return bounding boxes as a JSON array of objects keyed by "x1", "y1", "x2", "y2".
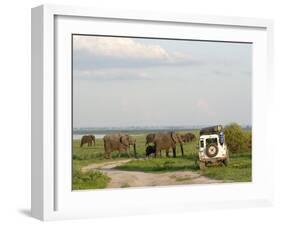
[{"x1": 79, "y1": 132, "x2": 196, "y2": 159}]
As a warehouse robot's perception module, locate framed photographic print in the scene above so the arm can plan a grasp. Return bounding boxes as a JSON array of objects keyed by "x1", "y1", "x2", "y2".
[{"x1": 31, "y1": 4, "x2": 274, "y2": 221}]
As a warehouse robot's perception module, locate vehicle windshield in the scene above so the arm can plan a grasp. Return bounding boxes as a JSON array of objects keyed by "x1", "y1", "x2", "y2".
[{"x1": 206, "y1": 138, "x2": 218, "y2": 145}]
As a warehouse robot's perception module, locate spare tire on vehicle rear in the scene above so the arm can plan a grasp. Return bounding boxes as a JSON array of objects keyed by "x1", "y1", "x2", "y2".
[{"x1": 206, "y1": 144, "x2": 218, "y2": 158}]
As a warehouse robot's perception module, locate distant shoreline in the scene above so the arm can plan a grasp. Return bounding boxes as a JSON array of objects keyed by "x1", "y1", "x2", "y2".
[
  {"x1": 72, "y1": 125, "x2": 252, "y2": 140},
  {"x1": 73, "y1": 125, "x2": 252, "y2": 136}
]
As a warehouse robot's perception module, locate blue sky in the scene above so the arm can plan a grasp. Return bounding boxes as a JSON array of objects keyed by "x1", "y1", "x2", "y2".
[{"x1": 73, "y1": 35, "x2": 252, "y2": 128}]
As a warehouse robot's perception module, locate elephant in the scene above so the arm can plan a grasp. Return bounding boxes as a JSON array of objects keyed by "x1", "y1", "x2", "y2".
[
  {"x1": 146, "y1": 133, "x2": 165, "y2": 156},
  {"x1": 80, "y1": 135, "x2": 95, "y2": 147},
  {"x1": 153, "y1": 132, "x2": 184, "y2": 158},
  {"x1": 103, "y1": 133, "x2": 136, "y2": 159},
  {"x1": 145, "y1": 133, "x2": 155, "y2": 145},
  {"x1": 181, "y1": 133, "x2": 196, "y2": 143},
  {"x1": 145, "y1": 145, "x2": 156, "y2": 157}
]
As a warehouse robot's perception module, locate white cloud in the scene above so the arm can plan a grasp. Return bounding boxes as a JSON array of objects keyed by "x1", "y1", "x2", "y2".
[
  {"x1": 73, "y1": 36, "x2": 188, "y2": 62},
  {"x1": 74, "y1": 36, "x2": 168, "y2": 60}
]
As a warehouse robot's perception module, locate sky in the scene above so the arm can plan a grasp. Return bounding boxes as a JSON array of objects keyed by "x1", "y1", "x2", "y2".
[{"x1": 73, "y1": 35, "x2": 252, "y2": 128}]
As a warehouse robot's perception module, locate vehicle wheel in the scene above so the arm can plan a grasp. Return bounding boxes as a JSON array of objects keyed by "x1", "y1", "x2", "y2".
[
  {"x1": 199, "y1": 161, "x2": 206, "y2": 170},
  {"x1": 206, "y1": 144, "x2": 219, "y2": 158}
]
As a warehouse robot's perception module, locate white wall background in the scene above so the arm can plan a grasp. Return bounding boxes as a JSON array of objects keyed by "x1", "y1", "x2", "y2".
[{"x1": 0, "y1": 0, "x2": 280, "y2": 225}]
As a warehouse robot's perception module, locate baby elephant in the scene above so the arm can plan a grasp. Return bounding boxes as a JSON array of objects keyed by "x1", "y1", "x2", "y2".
[{"x1": 145, "y1": 145, "x2": 156, "y2": 157}]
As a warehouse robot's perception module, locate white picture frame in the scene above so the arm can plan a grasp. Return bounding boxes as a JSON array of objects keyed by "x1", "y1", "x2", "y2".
[{"x1": 31, "y1": 4, "x2": 274, "y2": 221}]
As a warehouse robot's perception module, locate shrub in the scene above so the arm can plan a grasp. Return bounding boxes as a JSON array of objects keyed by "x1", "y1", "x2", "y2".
[
  {"x1": 244, "y1": 130, "x2": 252, "y2": 150},
  {"x1": 72, "y1": 167, "x2": 111, "y2": 190},
  {"x1": 224, "y1": 123, "x2": 251, "y2": 153}
]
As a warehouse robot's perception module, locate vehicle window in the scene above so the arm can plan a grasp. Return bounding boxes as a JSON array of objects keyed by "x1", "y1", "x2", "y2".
[
  {"x1": 219, "y1": 132, "x2": 224, "y2": 145},
  {"x1": 200, "y1": 140, "x2": 204, "y2": 148},
  {"x1": 206, "y1": 138, "x2": 218, "y2": 145}
]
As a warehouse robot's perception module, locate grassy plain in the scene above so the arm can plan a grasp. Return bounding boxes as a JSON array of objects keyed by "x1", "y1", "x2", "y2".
[{"x1": 72, "y1": 130, "x2": 252, "y2": 189}]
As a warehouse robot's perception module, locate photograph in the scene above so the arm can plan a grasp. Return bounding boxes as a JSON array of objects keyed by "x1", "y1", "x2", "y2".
[{"x1": 72, "y1": 34, "x2": 252, "y2": 190}]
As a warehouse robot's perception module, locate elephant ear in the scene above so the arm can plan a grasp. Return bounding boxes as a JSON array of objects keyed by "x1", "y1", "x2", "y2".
[{"x1": 120, "y1": 135, "x2": 129, "y2": 146}]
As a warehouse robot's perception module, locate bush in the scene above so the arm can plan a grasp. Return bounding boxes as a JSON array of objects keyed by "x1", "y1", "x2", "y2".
[
  {"x1": 224, "y1": 123, "x2": 251, "y2": 153},
  {"x1": 244, "y1": 131, "x2": 252, "y2": 150},
  {"x1": 72, "y1": 168, "x2": 111, "y2": 190}
]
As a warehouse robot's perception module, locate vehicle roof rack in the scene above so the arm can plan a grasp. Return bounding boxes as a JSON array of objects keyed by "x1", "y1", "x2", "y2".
[{"x1": 200, "y1": 125, "x2": 223, "y2": 136}]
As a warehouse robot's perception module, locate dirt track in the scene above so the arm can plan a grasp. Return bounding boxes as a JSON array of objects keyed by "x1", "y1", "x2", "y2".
[{"x1": 82, "y1": 159, "x2": 222, "y2": 188}]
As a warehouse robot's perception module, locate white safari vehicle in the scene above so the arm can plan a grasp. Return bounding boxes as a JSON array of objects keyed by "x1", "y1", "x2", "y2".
[{"x1": 198, "y1": 125, "x2": 229, "y2": 170}]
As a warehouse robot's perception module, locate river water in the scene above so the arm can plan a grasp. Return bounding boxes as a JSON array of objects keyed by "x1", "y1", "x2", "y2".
[{"x1": 73, "y1": 134, "x2": 105, "y2": 140}]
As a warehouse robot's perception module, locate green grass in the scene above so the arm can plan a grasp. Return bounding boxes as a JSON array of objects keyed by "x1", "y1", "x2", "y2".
[
  {"x1": 115, "y1": 157, "x2": 198, "y2": 172},
  {"x1": 72, "y1": 167, "x2": 111, "y2": 190},
  {"x1": 121, "y1": 183, "x2": 130, "y2": 188},
  {"x1": 203, "y1": 152, "x2": 252, "y2": 182},
  {"x1": 115, "y1": 152, "x2": 252, "y2": 182},
  {"x1": 72, "y1": 130, "x2": 252, "y2": 189},
  {"x1": 72, "y1": 130, "x2": 200, "y2": 162}
]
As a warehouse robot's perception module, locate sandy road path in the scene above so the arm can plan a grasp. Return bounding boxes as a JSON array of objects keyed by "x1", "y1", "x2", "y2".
[{"x1": 82, "y1": 159, "x2": 222, "y2": 188}]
